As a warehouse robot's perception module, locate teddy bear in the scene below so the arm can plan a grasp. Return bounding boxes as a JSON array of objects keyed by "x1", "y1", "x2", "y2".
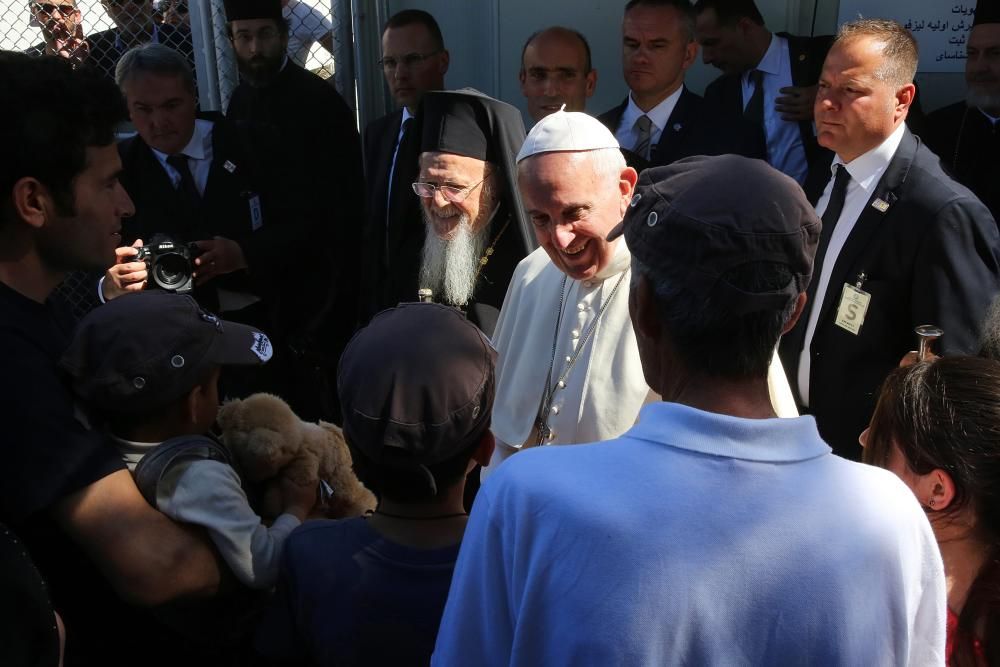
[{"x1": 216, "y1": 392, "x2": 376, "y2": 520}]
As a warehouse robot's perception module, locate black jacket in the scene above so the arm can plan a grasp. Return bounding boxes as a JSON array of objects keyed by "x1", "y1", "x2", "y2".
[
  {"x1": 227, "y1": 62, "x2": 364, "y2": 354},
  {"x1": 118, "y1": 113, "x2": 308, "y2": 335},
  {"x1": 923, "y1": 101, "x2": 1000, "y2": 223},
  {"x1": 361, "y1": 109, "x2": 424, "y2": 321},
  {"x1": 778, "y1": 128, "x2": 1000, "y2": 459},
  {"x1": 703, "y1": 33, "x2": 833, "y2": 167},
  {"x1": 596, "y1": 87, "x2": 766, "y2": 171}
]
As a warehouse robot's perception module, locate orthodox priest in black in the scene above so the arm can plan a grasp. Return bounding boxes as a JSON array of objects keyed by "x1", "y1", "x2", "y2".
[
  {"x1": 413, "y1": 89, "x2": 535, "y2": 336},
  {"x1": 924, "y1": 2, "x2": 1000, "y2": 222},
  {"x1": 224, "y1": 0, "x2": 365, "y2": 419}
]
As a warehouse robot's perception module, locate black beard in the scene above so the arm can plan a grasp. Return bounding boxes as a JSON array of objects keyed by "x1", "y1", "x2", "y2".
[{"x1": 237, "y1": 53, "x2": 283, "y2": 86}]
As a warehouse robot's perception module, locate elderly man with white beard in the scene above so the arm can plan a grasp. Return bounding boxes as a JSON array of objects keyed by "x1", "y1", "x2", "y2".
[
  {"x1": 412, "y1": 89, "x2": 535, "y2": 336},
  {"x1": 481, "y1": 110, "x2": 799, "y2": 479}
]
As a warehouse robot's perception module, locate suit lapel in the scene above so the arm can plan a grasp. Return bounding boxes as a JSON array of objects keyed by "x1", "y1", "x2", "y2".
[
  {"x1": 724, "y1": 75, "x2": 744, "y2": 115},
  {"x1": 373, "y1": 111, "x2": 403, "y2": 224},
  {"x1": 386, "y1": 112, "x2": 420, "y2": 263},
  {"x1": 598, "y1": 98, "x2": 628, "y2": 135},
  {"x1": 813, "y1": 130, "x2": 917, "y2": 334},
  {"x1": 652, "y1": 87, "x2": 694, "y2": 165}
]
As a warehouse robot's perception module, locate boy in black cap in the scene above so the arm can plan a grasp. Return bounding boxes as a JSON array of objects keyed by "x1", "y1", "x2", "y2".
[
  {"x1": 255, "y1": 302, "x2": 495, "y2": 666},
  {"x1": 61, "y1": 291, "x2": 317, "y2": 592}
]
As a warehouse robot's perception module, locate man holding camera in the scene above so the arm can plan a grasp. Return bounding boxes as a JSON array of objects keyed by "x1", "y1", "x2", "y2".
[
  {"x1": 107, "y1": 43, "x2": 317, "y2": 409},
  {"x1": 1, "y1": 50, "x2": 225, "y2": 666}
]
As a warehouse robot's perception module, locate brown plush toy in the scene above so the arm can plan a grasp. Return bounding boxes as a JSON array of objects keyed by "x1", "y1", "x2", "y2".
[{"x1": 216, "y1": 393, "x2": 376, "y2": 519}]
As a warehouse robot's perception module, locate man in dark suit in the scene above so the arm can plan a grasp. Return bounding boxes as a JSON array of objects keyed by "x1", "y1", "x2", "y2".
[
  {"x1": 597, "y1": 0, "x2": 764, "y2": 172},
  {"x1": 361, "y1": 9, "x2": 449, "y2": 321},
  {"x1": 87, "y1": 0, "x2": 193, "y2": 80},
  {"x1": 778, "y1": 19, "x2": 1000, "y2": 460},
  {"x1": 107, "y1": 43, "x2": 309, "y2": 407},
  {"x1": 694, "y1": 0, "x2": 831, "y2": 184}
]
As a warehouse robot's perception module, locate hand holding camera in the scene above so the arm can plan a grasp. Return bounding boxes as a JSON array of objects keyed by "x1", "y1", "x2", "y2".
[
  {"x1": 102, "y1": 238, "x2": 148, "y2": 301},
  {"x1": 104, "y1": 234, "x2": 248, "y2": 299}
]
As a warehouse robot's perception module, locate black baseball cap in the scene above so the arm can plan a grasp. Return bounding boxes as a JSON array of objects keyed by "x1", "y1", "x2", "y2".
[
  {"x1": 61, "y1": 291, "x2": 272, "y2": 414},
  {"x1": 609, "y1": 155, "x2": 820, "y2": 315},
  {"x1": 338, "y1": 303, "x2": 497, "y2": 466}
]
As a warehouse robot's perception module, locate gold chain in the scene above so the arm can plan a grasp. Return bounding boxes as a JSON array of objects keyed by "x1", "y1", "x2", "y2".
[{"x1": 472, "y1": 217, "x2": 512, "y2": 286}]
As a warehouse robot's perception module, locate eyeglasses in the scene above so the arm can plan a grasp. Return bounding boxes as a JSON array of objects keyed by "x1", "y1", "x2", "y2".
[
  {"x1": 378, "y1": 50, "x2": 441, "y2": 71},
  {"x1": 33, "y1": 2, "x2": 77, "y2": 13},
  {"x1": 412, "y1": 173, "x2": 489, "y2": 204}
]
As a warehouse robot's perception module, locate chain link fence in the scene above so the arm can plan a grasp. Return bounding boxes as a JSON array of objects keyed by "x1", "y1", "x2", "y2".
[{"x1": 2, "y1": 0, "x2": 355, "y2": 319}]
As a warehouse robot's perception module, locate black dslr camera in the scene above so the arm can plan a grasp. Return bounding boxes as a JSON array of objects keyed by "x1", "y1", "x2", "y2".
[{"x1": 134, "y1": 234, "x2": 202, "y2": 294}]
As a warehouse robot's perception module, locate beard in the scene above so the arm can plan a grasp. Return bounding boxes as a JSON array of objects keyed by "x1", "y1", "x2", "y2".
[
  {"x1": 237, "y1": 51, "x2": 284, "y2": 86},
  {"x1": 419, "y1": 211, "x2": 492, "y2": 307},
  {"x1": 967, "y1": 82, "x2": 1000, "y2": 114}
]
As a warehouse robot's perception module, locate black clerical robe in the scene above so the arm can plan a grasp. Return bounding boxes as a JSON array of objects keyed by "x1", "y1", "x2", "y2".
[
  {"x1": 924, "y1": 101, "x2": 1000, "y2": 223},
  {"x1": 227, "y1": 61, "x2": 365, "y2": 415}
]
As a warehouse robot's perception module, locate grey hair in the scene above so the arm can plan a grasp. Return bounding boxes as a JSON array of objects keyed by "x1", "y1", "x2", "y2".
[
  {"x1": 587, "y1": 147, "x2": 628, "y2": 181},
  {"x1": 115, "y1": 42, "x2": 196, "y2": 93},
  {"x1": 624, "y1": 0, "x2": 696, "y2": 42},
  {"x1": 516, "y1": 147, "x2": 626, "y2": 185},
  {"x1": 836, "y1": 18, "x2": 918, "y2": 88}
]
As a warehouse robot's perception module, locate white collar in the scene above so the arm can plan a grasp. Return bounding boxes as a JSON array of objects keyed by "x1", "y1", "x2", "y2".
[
  {"x1": 622, "y1": 85, "x2": 684, "y2": 131},
  {"x1": 401, "y1": 105, "x2": 414, "y2": 124},
  {"x1": 150, "y1": 118, "x2": 213, "y2": 161},
  {"x1": 750, "y1": 32, "x2": 783, "y2": 77},
  {"x1": 594, "y1": 238, "x2": 632, "y2": 281},
  {"x1": 833, "y1": 122, "x2": 906, "y2": 190}
]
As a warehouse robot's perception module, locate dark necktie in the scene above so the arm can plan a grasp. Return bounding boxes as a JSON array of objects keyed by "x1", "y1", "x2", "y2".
[
  {"x1": 744, "y1": 69, "x2": 765, "y2": 126},
  {"x1": 807, "y1": 164, "x2": 852, "y2": 302},
  {"x1": 633, "y1": 114, "x2": 653, "y2": 160},
  {"x1": 165, "y1": 153, "x2": 201, "y2": 211}
]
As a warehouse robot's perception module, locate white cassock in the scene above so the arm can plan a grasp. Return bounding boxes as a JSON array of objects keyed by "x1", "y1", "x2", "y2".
[{"x1": 482, "y1": 241, "x2": 799, "y2": 480}]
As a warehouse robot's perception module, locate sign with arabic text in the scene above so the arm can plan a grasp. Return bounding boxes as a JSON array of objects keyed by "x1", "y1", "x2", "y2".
[{"x1": 837, "y1": 2, "x2": 975, "y2": 72}]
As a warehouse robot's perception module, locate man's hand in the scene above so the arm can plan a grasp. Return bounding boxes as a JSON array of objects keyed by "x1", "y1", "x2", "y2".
[
  {"x1": 775, "y1": 84, "x2": 818, "y2": 122},
  {"x1": 46, "y1": 18, "x2": 89, "y2": 66},
  {"x1": 193, "y1": 237, "x2": 248, "y2": 285},
  {"x1": 103, "y1": 238, "x2": 148, "y2": 301}
]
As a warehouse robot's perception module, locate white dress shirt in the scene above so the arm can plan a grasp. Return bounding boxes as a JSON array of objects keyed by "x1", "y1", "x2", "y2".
[
  {"x1": 614, "y1": 86, "x2": 684, "y2": 155},
  {"x1": 796, "y1": 122, "x2": 907, "y2": 406},
  {"x1": 150, "y1": 118, "x2": 215, "y2": 195},
  {"x1": 742, "y1": 34, "x2": 809, "y2": 184}
]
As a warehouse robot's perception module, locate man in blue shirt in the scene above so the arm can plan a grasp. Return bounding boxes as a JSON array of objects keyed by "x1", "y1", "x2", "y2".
[{"x1": 433, "y1": 152, "x2": 946, "y2": 665}]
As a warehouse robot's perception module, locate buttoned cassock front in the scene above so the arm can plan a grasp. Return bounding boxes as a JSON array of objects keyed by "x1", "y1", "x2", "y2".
[{"x1": 484, "y1": 242, "x2": 798, "y2": 479}]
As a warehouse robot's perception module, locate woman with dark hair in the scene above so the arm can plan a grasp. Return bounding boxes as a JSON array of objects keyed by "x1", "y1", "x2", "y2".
[{"x1": 862, "y1": 356, "x2": 1000, "y2": 666}]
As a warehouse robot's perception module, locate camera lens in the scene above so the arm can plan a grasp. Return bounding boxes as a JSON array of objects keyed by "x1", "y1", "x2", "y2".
[{"x1": 153, "y1": 252, "x2": 191, "y2": 290}]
